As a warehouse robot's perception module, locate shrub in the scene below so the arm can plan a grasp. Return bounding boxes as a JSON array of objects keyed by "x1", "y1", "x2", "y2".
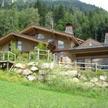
[
  {"x1": 36, "y1": 43, "x2": 47, "y2": 50},
  {"x1": 0, "y1": 70, "x2": 26, "y2": 82},
  {"x1": 10, "y1": 41, "x2": 20, "y2": 57},
  {"x1": 17, "y1": 53, "x2": 29, "y2": 63}
]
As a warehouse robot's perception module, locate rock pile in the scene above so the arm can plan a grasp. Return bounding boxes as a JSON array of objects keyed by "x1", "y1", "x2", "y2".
[
  {"x1": 89, "y1": 75, "x2": 108, "y2": 88},
  {"x1": 14, "y1": 62, "x2": 39, "y2": 81},
  {"x1": 14, "y1": 62, "x2": 54, "y2": 81},
  {"x1": 13, "y1": 62, "x2": 108, "y2": 88}
]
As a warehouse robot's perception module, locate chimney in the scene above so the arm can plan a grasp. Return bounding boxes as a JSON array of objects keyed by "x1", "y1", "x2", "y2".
[
  {"x1": 104, "y1": 33, "x2": 108, "y2": 44},
  {"x1": 65, "y1": 23, "x2": 74, "y2": 35}
]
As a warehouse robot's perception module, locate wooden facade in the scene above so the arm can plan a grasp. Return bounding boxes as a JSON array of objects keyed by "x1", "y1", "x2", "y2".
[
  {"x1": 54, "y1": 39, "x2": 108, "y2": 65},
  {"x1": 0, "y1": 33, "x2": 47, "y2": 52},
  {"x1": 0, "y1": 25, "x2": 108, "y2": 65},
  {"x1": 0, "y1": 26, "x2": 83, "y2": 53}
]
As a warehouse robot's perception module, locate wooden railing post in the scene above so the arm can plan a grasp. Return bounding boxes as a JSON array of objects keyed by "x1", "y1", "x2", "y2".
[
  {"x1": 2, "y1": 53, "x2": 5, "y2": 61},
  {"x1": 74, "y1": 61, "x2": 77, "y2": 70},
  {"x1": 28, "y1": 52, "x2": 31, "y2": 61},
  {"x1": 95, "y1": 63, "x2": 97, "y2": 72},
  {"x1": 37, "y1": 48, "x2": 40, "y2": 61},
  {"x1": 47, "y1": 50, "x2": 50, "y2": 62},
  {"x1": 7, "y1": 51, "x2": 9, "y2": 61}
]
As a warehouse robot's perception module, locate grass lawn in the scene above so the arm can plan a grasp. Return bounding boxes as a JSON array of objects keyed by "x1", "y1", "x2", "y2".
[{"x1": 0, "y1": 80, "x2": 108, "y2": 108}]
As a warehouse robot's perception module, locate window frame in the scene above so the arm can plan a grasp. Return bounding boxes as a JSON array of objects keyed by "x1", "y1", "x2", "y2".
[
  {"x1": 17, "y1": 41, "x2": 22, "y2": 51},
  {"x1": 37, "y1": 34, "x2": 45, "y2": 40},
  {"x1": 58, "y1": 40, "x2": 64, "y2": 48}
]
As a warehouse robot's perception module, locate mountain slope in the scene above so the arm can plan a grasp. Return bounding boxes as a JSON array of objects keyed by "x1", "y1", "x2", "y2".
[{"x1": 44, "y1": 0, "x2": 100, "y2": 12}]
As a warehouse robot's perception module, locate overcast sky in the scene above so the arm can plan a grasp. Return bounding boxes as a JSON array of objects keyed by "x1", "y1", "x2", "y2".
[{"x1": 80, "y1": 0, "x2": 108, "y2": 11}]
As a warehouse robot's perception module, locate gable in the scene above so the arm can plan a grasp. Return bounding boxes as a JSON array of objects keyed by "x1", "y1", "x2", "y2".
[
  {"x1": 76, "y1": 38, "x2": 102, "y2": 49},
  {"x1": 20, "y1": 25, "x2": 81, "y2": 45},
  {"x1": 0, "y1": 33, "x2": 47, "y2": 46}
]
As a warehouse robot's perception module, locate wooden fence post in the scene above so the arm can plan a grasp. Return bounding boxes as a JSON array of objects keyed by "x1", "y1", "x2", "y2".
[
  {"x1": 7, "y1": 52, "x2": 9, "y2": 61},
  {"x1": 37, "y1": 48, "x2": 40, "y2": 61},
  {"x1": 74, "y1": 61, "x2": 77, "y2": 70},
  {"x1": 47, "y1": 50, "x2": 50, "y2": 62},
  {"x1": 3, "y1": 53, "x2": 5, "y2": 61},
  {"x1": 28, "y1": 52, "x2": 31, "y2": 61},
  {"x1": 53, "y1": 54, "x2": 57, "y2": 63},
  {"x1": 7, "y1": 62, "x2": 9, "y2": 71},
  {"x1": 95, "y1": 63, "x2": 97, "y2": 72}
]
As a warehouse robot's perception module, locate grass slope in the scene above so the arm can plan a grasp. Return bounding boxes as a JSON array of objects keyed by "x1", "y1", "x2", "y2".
[{"x1": 0, "y1": 80, "x2": 108, "y2": 108}]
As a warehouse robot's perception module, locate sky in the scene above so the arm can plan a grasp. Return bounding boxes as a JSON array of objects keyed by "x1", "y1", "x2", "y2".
[{"x1": 80, "y1": 0, "x2": 108, "y2": 11}]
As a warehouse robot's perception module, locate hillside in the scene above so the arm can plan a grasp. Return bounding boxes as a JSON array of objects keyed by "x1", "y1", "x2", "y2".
[
  {"x1": 0, "y1": 80, "x2": 108, "y2": 108},
  {"x1": 44, "y1": 0, "x2": 99, "y2": 12},
  {"x1": 0, "y1": 0, "x2": 108, "y2": 41}
]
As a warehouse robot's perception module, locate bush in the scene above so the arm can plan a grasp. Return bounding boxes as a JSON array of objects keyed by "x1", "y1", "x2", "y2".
[
  {"x1": 36, "y1": 43, "x2": 47, "y2": 50},
  {"x1": 10, "y1": 41, "x2": 20, "y2": 57},
  {"x1": 17, "y1": 53, "x2": 29, "y2": 62},
  {"x1": 0, "y1": 70, "x2": 26, "y2": 82}
]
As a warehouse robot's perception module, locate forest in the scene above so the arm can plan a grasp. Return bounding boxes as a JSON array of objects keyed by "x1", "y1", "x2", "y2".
[{"x1": 0, "y1": 0, "x2": 108, "y2": 42}]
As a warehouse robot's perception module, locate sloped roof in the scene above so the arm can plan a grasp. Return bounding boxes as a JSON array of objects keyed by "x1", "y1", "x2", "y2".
[
  {"x1": 54, "y1": 38, "x2": 106, "y2": 53},
  {"x1": 76, "y1": 37, "x2": 84, "y2": 44},
  {"x1": 76, "y1": 38, "x2": 103, "y2": 49},
  {"x1": 20, "y1": 25, "x2": 84, "y2": 45},
  {"x1": 0, "y1": 33, "x2": 47, "y2": 46}
]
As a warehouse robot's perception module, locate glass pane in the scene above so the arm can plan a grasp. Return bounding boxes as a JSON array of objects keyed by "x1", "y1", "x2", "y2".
[
  {"x1": 17, "y1": 41, "x2": 22, "y2": 51},
  {"x1": 37, "y1": 34, "x2": 44, "y2": 40},
  {"x1": 58, "y1": 40, "x2": 64, "y2": 48}
]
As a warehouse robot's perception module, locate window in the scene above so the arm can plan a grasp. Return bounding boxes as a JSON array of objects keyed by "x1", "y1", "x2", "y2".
[
  {"x1": 9, "y1": 43, "x2": 11, "y2": 51},
  {"x1": 58, "y1": 40, "x2": 64, "y2": 48},
  {"x1": 17, "y1": 41, "x2": 22, "y2": 51},
  {"x1": 37, "y1": 34, "x2": 44, "y2": 40}
]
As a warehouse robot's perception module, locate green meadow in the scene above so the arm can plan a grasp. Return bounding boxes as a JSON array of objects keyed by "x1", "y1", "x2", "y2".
[{"x1": 0, "y1": 80, "x2": 108, "y2": 108}]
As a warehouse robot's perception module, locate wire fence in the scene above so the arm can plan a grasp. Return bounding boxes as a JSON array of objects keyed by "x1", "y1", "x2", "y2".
[{"x1": 59, "y1": 61, "x2": 108, "y2": 72}]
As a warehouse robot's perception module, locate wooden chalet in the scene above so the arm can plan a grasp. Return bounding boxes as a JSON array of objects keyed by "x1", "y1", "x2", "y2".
[
  {"x1": 0, "y1": 25, "x2": 84, "y2": 53},
  {"x1": 0, "y1": 32, "x2": 47, "y2": 52},
  {"x1": 54, "y1": 38, "x2": 108, "y2": 65},
  {"x1": 0, "y1": 24, "x2": 108, "y2": 65}
]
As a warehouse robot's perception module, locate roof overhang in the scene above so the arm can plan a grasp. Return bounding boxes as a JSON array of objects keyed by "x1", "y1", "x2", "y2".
[
  {"x1": 0, "y1": 33, "x2": 47, "y2": 46},
  {"x1": 20, "y1": 25, "x2": 83, "y2": 45},
  {"x1": 54, "y1": 47, "x2": 108, "y2": 58}
]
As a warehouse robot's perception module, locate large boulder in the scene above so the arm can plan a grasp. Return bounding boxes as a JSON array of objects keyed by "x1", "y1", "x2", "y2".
[
  {"x1": 15, "y1": 63, "x2": 26, "y2": 69},
  {"x1": 95, "y1": 81, "x2": 108, "y2": 88},
  {"x1": 99, "y1": 75, "x2": 107, "y2": 81},
  {"x1": 27, "y1": 75, "x2": 36, "y2": 81},
  {"x1": 40, "y1": 63, "x2": 54, "y2": 69},
  {"x1": 72, "y1": 78, "x2": 79, "y2": 83},
  {"x1": 22, "y1": 69, "x2": 32, "y2": 76},
  {"x1": 27, "y1": 62, "x2": 38, "y2": 66},
  {"x1": 16, "y1": 69, "x2": 23, "y2": 74},
  {"x1": 30, "y1": 66, "x2": 38, "y2": 72}
]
